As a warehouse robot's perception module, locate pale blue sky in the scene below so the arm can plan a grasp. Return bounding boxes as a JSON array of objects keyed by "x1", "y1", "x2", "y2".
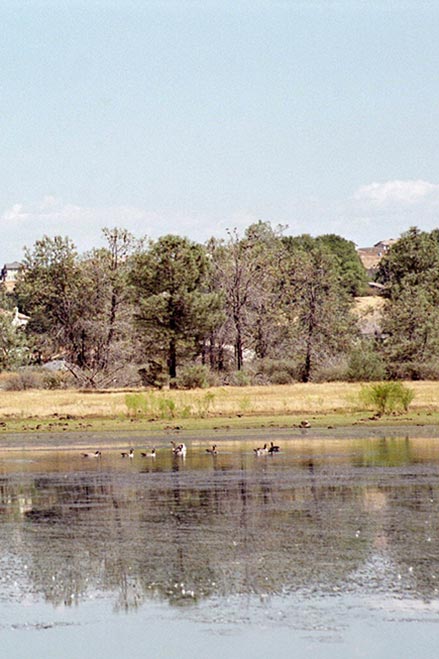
[{"x1": 2, "y1": 0, "x2": 439, "y2": 262}]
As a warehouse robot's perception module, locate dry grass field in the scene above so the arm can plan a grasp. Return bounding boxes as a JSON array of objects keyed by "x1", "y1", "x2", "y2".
[{"x1": 0, "y1": 381, "x2": 438, "y2": 422}]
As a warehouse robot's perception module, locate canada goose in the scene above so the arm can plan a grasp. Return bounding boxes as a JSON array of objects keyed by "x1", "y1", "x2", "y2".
[
  {"x1": 206, "y1": 444, "x2": 218, "y2": 455},
  {"x1": 81, "y1": 450, "x2": 101, "y2": 458},
  {"x1": 268, "y1": 442, "x2": 280, "y2": 454},
  {"x1": 121, "y1": 448, "x2": 134, "y2": 458},
  {"x1": 300, "y1": 420, "x2": 311, "y2": 428},
  {"x1": 253, "y1": 443, "x2": 268, "y2": 456},
  {"x1": 172, "y1": 442, "x2": 187, "y2": 457},
  {"x1": 140, "y1": 448, "x2": 156, "y2": 457}
]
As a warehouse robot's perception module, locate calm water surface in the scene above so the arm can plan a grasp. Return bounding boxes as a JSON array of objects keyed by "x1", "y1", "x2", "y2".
[{"x1": 1, "y1": 434, "x2": 439, "y2": 658}]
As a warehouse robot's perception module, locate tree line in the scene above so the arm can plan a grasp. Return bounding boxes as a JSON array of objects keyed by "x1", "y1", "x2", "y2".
[{"x1": 0, "y1": 222, "x2": 436, "y2": 388}]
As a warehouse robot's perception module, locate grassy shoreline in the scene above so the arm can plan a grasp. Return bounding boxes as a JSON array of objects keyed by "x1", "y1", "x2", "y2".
[{"x1": 0, "y1": 381, "x2": 438, "y2": 435}]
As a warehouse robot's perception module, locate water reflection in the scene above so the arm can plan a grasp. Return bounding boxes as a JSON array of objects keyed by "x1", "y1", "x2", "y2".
[{"x1": 0, "y1": 436, "x2": 438, "y2": 614}]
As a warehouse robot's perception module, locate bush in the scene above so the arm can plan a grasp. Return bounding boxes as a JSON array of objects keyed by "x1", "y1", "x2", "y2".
[
  {"x1": 2, "y1": 369, "x2": 45, "y2": 391},
  {"x1": 385, "y1": 360, "x2": 439, "y2": 381},
  {"x1": 313, "y1": 357, "x2": 349, "y2": 383},
  {"x1": 346, "y1": 344, "x2": 387, "y2": 382},
  {"x1": 175, "y1": 364, "x2": 211, "y2": 389},
  {"x1": 125, "y1": 391, "x2": 191, "y2": 420},
  {"x1": 226, "y1": 370, "x2": 251, "y2": 387},
  {"x1": 125, "y1": 392, "x2": 150, "y2": 417},
  {"x1": 359, "y1": 381, "x2": 415, "y2": 416},
  {"x1": 255, "y1": 359, "x2": 299, "y2": 384},
  {"x1": 195, "y1": 392, "x2": 215, "y2": 417},
  {"x1": 138, "y1": 362, "x2": 168, "y2": 389},
  {"x1": 269, "y1": 370, "x2": 295, "y2": 385},
  {"x1": 42, "y1": 371, "x2": 71, "y2": 390}
]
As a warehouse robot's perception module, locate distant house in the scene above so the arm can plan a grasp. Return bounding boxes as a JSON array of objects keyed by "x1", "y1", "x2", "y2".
[
  {"x1": 357, "y1": 239, "x2": 396, "y2": 277},
  {"x1": 1, "y1": 261, "x2": 22, "y2": 292},
  {"x1": 373, "y1": 239, "x2": 396, "y2": 258}
]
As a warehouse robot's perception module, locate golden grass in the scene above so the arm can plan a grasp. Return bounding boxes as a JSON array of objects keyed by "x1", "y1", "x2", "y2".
[{"x1": 0, "y1": 381, "x2": 438, "y2": 421}]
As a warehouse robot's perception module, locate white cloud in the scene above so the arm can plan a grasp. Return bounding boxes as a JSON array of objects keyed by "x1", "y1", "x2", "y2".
[
  {"x1": 0, "y1": 198, "x2": 154, "y2": 259},
  {"x1": 353, "y1": 179, "x2": 439, "y2": 206},
  {"x1": 334, "y1": 179, "x2": 439, "y2": 246},
  {"x1": 3, "y1": 181, "x2": 439, "y2": 264},
  {"x1": 0, "y1": 197, "x2": 257, "y2": 262}
]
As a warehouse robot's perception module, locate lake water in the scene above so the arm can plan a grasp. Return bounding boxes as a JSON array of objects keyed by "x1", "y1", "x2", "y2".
[{"x1": 1, "y1": 433, "x2": 439, "y2": 658}]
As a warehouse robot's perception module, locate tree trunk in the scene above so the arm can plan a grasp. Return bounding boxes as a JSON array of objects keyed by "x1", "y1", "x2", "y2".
[
  {"x1": 168, "y1": 336, "x2": 177, "y2": 381},
  {"x1": 235, "y1": 325, "x2": 243, "y2": 371}
]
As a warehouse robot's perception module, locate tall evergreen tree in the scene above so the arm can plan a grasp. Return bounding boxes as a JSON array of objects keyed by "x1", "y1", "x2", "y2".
[
  {"x1": 376, "y1": 227, "x2": 439, "y2": 378},
  {"x1": 130, "y1": 235, "x2": 221, "y2": 380}
]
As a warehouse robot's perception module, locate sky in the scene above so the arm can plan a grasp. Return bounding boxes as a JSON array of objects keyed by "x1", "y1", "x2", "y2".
[{"x1": 2, "y1": 0, "x2": 439, "y2": 263}]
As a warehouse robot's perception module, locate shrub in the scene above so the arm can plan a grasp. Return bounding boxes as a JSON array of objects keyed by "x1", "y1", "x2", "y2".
[
  {"x1": 175, "y1": 364, "x2": 211, "y2": 389},
  {"x1": 125, "y1": 391, "x2": 190, "y2": 419},
  {"x1": 256, "y1": 359, "x2": 299, "y2": 384},
  {"x1": 269, "y1": 370, "x2": 295, "y2": 385},
  {"x1": 386, "y1": 360, "x2": 439, "y2": 381},
  {"x1": 359, "y1": 381, "x2": 415, "y2": 416},
  {"x1": 313, "y1": 357, "x2": 349, "y2": 383},
  {"x1": 2, "y1": 369, "x2": 45, "y2": 391},
  {"x1": 195, "y1": 392, "x2": 216, "y2": 417},
  {"x1": 42, "y1": 371, "x2": 70, "y2": 390},
  {"x1": 158, "y1": 397, "x2": 176, "y2": 418},
  {"x1": 125, "y1": 393, "x2": 150, "y2": 417},
  {"x1": 138, "y1": 362, "x2": 168, "y2": 389},
  {"x1": 346, "y1": 344, "x2": 387, "y2": 382},
  {"x1": 226, "y1": 371, "x2": 251, "y2": 387}
]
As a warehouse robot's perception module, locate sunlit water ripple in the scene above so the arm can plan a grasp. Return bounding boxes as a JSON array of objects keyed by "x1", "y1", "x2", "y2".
[{"x1": 0, "y1": 435, "x2": 439, "y2": 658}]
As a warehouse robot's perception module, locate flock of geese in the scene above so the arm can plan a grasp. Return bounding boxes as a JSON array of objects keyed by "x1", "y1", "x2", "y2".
[{"x1": 81, "y1": 440, "x2": 281, "y2": 459}]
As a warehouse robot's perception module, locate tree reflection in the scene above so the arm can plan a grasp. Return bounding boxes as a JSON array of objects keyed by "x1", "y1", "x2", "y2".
[{"x1": 0, "y1": 439, "x2": 438, "y2": 610}]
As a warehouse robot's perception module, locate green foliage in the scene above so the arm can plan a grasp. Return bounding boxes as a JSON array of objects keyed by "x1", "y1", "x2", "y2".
[
  {"x1": 208, "y1": 223, "x2": 285, "y2": 370},
  {"x1": 376, "y1": 227, "x2": 439, "y2": 299},
  {"x1": 130, "y1": 235, "x2": 222, "y2": 379},
  {"x1": 158, "y1": 397, "x2": 176, "y2": 418},
  {"x1": 312, "y1": 357, "x2": 349, "y2": 382},
  {"x1": 375, "y1": 228, "x2": 439, "y2": 378},
  {"x1": 175, "y1": 364, "x2": 211, "y2": 389},
  {"x1": 359, "y1": 381, "x2": 415, "y2": 416},
  {"x1": 388, "y1": 360, "x2": 439, "y2": 381},
  {"x1": 346, "y1": 343, "x2": 387, "y2": 382},
  {"x1": 125, "y1": 391, "x2": 189, "y2": 419},
  {"x1": 381, "y1": 289, "x2": 439, "y2": 376},
  {"x1": 278, "y1": 243, "x2": 357, "y2": 382},
  {"x1": 15, "y1": 235, "x2": 93, "y2": 369},
  {"x1": 194, "y1": 392, "x2": 216, "y2": 417},
  {"x1": 138, "y1": 362, "x2": 168, "y2": 389},
  {"x1": 0, "y1": 314, "x2": 30, "y2": 371},
  {"x1": 256, "y1": 358, "x2": 299, "y2": 384},
  {"x1": 0, "y1": 283, "x2": 16, "y2": 311},
  {"x1": 282, "y1": 233, "x2": 368, "y2": 297},
  {"x1": 15, "y1": 231, "x2": 139, "y2": 386},
  {"x1": 13, "y1": 224, "x2": 439, "y2": 387},
  {"x1": 125, "y1": 393, "x2": 150, "y2": 416},
  {"x1": 227, "y1": 370, "x2": 251, "y2": 386},
  {"x1": 317, "y1": 234, "x2": 368, "y2": 296}
]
